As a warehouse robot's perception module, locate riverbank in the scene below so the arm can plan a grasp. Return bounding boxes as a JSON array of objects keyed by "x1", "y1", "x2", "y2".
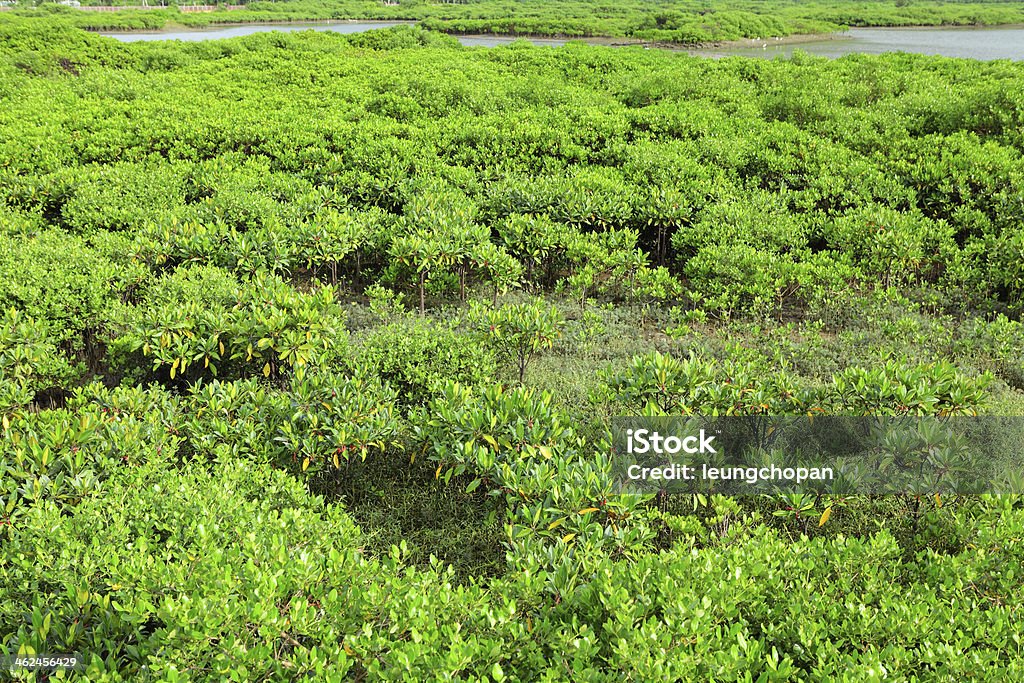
[
  {"x1": 451, "y1": 31, "x2": 848, "y2": 51},
  {"x1": 88, "y1": 20, "x2": 845, "y2": 52},
  {"x1": 13, "y1": 0, "x2": 1024, "y2": 44},
  {"x1": 120, "y1": 18, "x2": 417, "y2": 34},
  {"x1": 657, "y1": 32, "x2": 848, "y2": 51},
  {"x1": 82, "y1": 16, "x2": 1024, "y2": 57},
  {"x1": 94, "y1": 21, "x2": 1024, "y2": 61}
]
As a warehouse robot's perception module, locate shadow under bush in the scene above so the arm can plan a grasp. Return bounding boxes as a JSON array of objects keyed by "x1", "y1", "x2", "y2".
[{"x1": 307, "y1": 449, "x2": 507, "y2": 581}]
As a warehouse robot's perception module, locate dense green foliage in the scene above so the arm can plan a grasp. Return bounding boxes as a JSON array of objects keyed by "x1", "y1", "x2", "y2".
[
  {"x1": 2, "y1": 17, "x2": 1024, "y2": 680},
  {"x1": 8, "y1": 0, "x2": 1024, "y2": 43}
]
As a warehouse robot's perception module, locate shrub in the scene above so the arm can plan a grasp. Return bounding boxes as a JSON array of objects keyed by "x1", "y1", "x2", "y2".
[
  {"x1": 830, "y1": 360, "x2": 992, "y2": 416},
  {"x1": 594, "y1": 350, "x2": 820, "y2": 417},
  {"x1": 110, "y1": 267, "x2": 347, "y2": 385},
  {"x1": 468, "y1": 298, "x2": 565, "y2": 383},
  {"x1": 0, "y1": 309, "x2": 78, "y2": 416},
  {"x1": 350, "y1": 316, "x2": 497, "y2": 407}
]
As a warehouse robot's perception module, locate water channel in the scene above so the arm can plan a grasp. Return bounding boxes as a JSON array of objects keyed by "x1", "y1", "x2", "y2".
[{"x1": 99, "y1": 21, "x2": 1024, "y2": 61}]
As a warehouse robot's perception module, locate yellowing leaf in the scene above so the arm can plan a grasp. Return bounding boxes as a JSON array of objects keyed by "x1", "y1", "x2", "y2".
[
  {"x1": 263, "y1": 362, "x2": 272, "y2": 378},
  {"x1": 333, "y1": 453, "x2": 340, "y2": 468},
  {"x1": 219, "y1": 340, "x2": 225, "y2": 355},
  {"x1": 578, "y1": 507, "x2": 600, "y2": 515},
  {"x1": 934, "y1": 493, "x2": 942, "y2": 508},
  {"x1": 482, "y1": 434, "x2": 499, "y2": 449},
  {"x1": 818, "y1": 507, "x2": 832, "y2": 527},
  {"x1": 302, "y1": 458, "x2": 310, "y2": 472},
  {"x1": 561, "y1": 533, "x2": 576, "y2": 544},
  {"x1": 547, "y1": 518, "x2": 565, "y2": 531},
  {"x1": 435, "y1": 463, "x2": 443, "y2": 479}
]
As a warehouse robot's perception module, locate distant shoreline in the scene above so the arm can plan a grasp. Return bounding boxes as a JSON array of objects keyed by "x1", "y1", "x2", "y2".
[
  {"x1": 656, "y1": 32, "x2": 848, "y2": 51},
  {"x1": 88, "y1": 20, "x2": 847, "y2": 51},
  {"x1": 87, "y1": 19, "x2": 1024, "y2": 55},
  {"x1": 87, "y1": 19, "x2": 846, "y2": 50},
  {"x1": 448, "y1": 31, "x2": 848, "y2": 50}
]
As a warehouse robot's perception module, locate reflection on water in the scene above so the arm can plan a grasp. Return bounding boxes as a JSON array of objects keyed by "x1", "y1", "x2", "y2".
[
  {"x1": 693, "y1": 27, "x2": 1024, "y2": 60},
  {"x1": 100, "y1": 23, "x2": 1024, "y2": 61},
  {"x1": 101, "y1": 21, "x2": 413, "y2": 42}
]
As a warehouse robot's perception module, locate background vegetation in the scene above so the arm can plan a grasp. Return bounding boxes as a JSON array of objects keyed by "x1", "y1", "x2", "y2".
[
  {"x1": 6, "y1": 0, "x2": 1024, "y2": 43},
  {"x1": 1, "y1": 17, "x2": 1023, "y2": 680}
]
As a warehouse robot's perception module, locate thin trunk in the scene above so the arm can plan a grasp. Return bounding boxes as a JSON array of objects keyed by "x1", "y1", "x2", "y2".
[{"x1": 419, "y1": 270, "x2": 426, "y2": 316}]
